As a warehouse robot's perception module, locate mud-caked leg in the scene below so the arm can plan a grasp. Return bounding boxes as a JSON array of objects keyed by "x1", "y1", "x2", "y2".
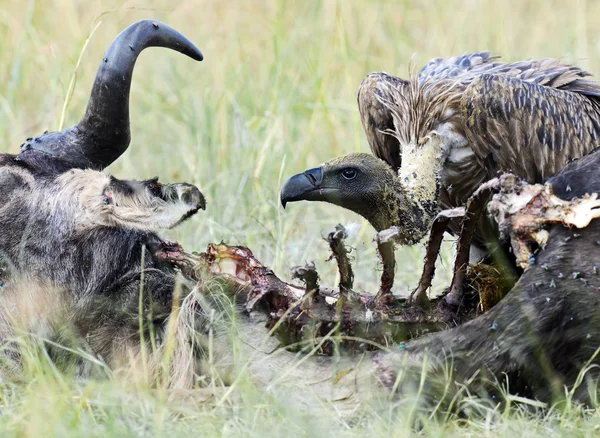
[
  {"x1": 411, "y1": 207, "x2": 466, "y2": 307},
  {"x1": 327, "y1": 225, "x2": 355, "y2": 301},
  {"x1": 445, "y1": 179, "x2": 501, "y2": 307}
]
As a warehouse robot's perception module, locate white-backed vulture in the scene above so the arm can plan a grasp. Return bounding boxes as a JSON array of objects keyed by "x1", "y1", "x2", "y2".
[{"x1": 280, "y1": 52, "x2": 600, "y2": 305}]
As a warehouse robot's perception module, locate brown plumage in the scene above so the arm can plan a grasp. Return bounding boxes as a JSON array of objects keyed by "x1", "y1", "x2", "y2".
[{"x1": 359, "y1": 52, "x2": 600, "y2": 217}]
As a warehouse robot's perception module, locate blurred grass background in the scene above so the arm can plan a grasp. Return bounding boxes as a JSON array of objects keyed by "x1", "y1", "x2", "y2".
[{"x1": 2, "y1": 0, "x2": 600, "y2": 435}]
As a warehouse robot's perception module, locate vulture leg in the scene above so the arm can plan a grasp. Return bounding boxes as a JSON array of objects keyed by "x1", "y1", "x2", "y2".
[
  {"x1": 327, "y1": 225, "x2": 355, "y2": 301},
  {"x1": 374, "y1": 226, "x2": 402, "y2": 305},
  {"x1": 375, "y1": 241, "x2": 395, "y2": 305},
  {"x1": 411, "y1": 207, "x2": 465, "y2": 307},
  {"x1": 445, "y1": 179, "x2": 502, "y2": 307}
]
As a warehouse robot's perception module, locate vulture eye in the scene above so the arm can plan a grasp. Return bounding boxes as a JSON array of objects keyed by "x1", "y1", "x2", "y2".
[{"x1": 341, "y1": 168, "x2": 358, "y2": 180}]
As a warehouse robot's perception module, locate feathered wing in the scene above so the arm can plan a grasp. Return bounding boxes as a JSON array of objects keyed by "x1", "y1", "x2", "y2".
[
  {"x1": 358, "y1": 53, "x2": 600, "y2": 178},
  {"x1": 418, "y1": 51, "x2": 502, "y2": 81},
  {"x1": 460, "y1": 73, "x2": 600, "y2": 186},
  {"x1": 420, "y1": 54, "x2": 600, "y2": 88},
  {"x1": 357, "y1": 72, "x2": 407, "y2": 171},
  {"x1": 357, "y1": 54, "x2": 500, "y2": 170}
]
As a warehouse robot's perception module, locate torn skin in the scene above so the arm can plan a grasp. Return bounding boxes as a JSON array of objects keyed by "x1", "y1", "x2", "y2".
[
  {"x1": 183, "y1": 230, "x2": 480, "y2": 354},
  {"x1": 488, "y1": 174, "x2": 600, "y2": 269}
]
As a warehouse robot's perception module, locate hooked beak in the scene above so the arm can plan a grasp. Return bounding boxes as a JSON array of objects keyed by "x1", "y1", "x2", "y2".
[{"x1": 280, "y1": 167, "x2": 324, "y2": 208}]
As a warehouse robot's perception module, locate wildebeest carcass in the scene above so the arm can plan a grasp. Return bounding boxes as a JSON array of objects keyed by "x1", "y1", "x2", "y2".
[{"x1": 0, "y1": 20, "x2": 208, "y2": 384}]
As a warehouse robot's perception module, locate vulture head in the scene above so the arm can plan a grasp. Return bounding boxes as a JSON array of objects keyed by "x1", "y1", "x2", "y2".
[
  {"x1": 16, "y1": 20, "x2": 203, "y2": 171},
  {"x1": 280, "y1": 71, "x2": 458, "y2": 247},
  {"x1": 280, "y1": 153, "x2": 432, "y2": 244}
]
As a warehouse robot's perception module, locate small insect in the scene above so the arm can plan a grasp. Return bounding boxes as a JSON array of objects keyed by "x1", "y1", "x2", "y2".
[
  {"x1": 489, "y1": 322, "x2": 498, "y2": 331},
  {"x1": 529, "y1": 254, "x2": 536, "y2": 264}
]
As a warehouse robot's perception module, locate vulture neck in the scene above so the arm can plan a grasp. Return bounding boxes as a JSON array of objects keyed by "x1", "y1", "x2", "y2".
[
  {"x1": 370, "y1": 171, "x2": 439, "y2": 245},
  {"x1": 398, "y1": 135, "x2": 442, "y2": 207}
]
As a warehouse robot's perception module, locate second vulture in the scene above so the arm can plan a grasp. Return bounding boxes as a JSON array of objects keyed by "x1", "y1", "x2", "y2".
[{"x1": 280, "y1": 52, "x2": 600, "y2": 305}]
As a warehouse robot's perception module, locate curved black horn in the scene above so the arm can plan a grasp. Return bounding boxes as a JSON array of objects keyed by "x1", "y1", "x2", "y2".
[{"x1": 17, "y1": 20, "x2": 203, "y2": 170}]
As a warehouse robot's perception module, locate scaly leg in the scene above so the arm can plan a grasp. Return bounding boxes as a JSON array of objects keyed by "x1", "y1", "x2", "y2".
[
  {"x1": 445, "y1": 179, "x2": 502, "y2": 307},
  {"x1": 411, "y1": 207, "x2": 465, "y2": 307},
  {"x1": 374, "y1": 240, "x2": 395, "y2": 305}
]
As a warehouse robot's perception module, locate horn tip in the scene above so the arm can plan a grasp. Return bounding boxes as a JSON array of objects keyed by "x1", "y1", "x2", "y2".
[
  {"x1": 191, "y1": 49, "x2": 203, "y2": 62},
  {"x1": 141, "y1": 19, "x2": 204, "y2": 61}
]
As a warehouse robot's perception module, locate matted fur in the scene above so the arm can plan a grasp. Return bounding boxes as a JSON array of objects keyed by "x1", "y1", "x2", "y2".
[
  {"x1": 0, "y1": 275, "x2": 228, "y2": 388},
  {"x1": 0, "y1": 152, "x2": 205, "y2": 385},
  {"x1": 57, "y1": 169, "x2": 203, "y2": 231}
]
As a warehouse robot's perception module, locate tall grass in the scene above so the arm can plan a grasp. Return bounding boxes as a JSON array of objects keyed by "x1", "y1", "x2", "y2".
[{"x1": 2, "y1": 0, "x2": 600, "y2": 435}]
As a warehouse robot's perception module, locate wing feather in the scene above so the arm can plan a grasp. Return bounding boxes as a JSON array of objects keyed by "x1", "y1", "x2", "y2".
[
  {"x1": 418, "y1": 51, "x2": 502, "y2": 81},
  {"x1": 420, "y1": 53, "x2": 600, "y2": 95},
  {"x1": 461, "y1": 74, "x2": 600, "y2": 185},
  {"x1": 357, "y1": 72, "x2": 406, "y2": 171},
  {"x1": 358, "y1": 53, "x2": 600, "y2": 181}
]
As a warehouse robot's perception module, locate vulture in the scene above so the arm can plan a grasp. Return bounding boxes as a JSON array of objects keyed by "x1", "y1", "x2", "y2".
[{"x1": 280, "y1": 52, "x2": 600, "y2": 305}]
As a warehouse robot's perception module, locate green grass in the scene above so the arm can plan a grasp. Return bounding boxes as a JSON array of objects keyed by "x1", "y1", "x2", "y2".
[{"x1": 2, "y1": 0, "x2": 600, "y2": 435}]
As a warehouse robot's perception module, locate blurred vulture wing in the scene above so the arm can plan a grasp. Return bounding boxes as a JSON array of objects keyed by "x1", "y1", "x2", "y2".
[
  {"x1": 420, "y1": 54, "x2": 600, "y2": 87},
  {"x1": 461, "y1": 72, "x2": 600, "y2": 184},
  {"x1": 418, "y1": 51, "x2": 502, "y2": 81},
  {"x1": 357, "y1": 72, "x2": 407, "y2": 171},
  {"x1": 358, "y1": 53, "x2": 600, "y2": 177}
]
